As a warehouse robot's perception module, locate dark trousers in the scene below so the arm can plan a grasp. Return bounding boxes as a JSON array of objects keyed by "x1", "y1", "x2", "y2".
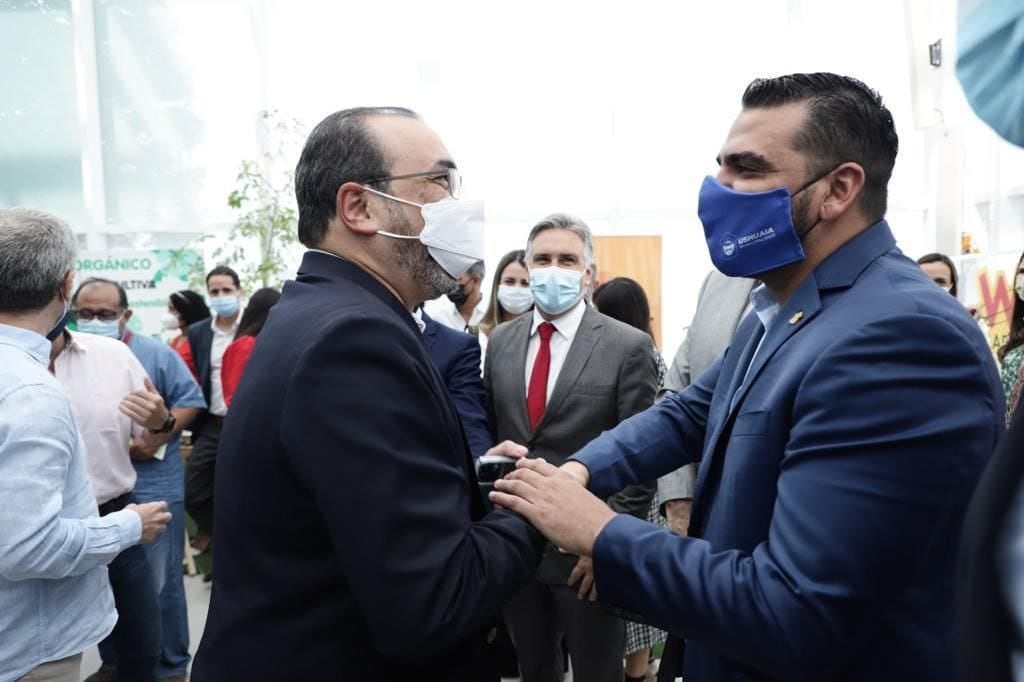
[
  {"x1": 185, "y1": 416, "x2": 222, "y2": 535},
  {"x1": 97, "y1": 494, "x2": 161, "y2": 682},
  {"x1": 505, "y1": 579, "x2": 624, "y2": 682}
]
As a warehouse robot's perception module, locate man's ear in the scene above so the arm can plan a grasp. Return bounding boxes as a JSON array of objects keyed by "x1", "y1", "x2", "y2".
[
  {"x1": 820, "y1": 162, "x2": 866, "y2": 222},
  {"x1": 337, "y1": 182, "x2": 381, "y2": 236},
  {"x1": 61, "y1": 271, "x2": 75, "y2": 302}
]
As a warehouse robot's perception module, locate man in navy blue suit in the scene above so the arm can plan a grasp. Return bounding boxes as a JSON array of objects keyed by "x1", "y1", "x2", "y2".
[
  {"x1": 418, "y1": 308, "x2": 492, "y2": 458},
  {"x1": 492, "y1": 73, "x2": 1004, "y2": 682},
  {"x1": 192, "y1": 107, "x2": 544, "y2": 681}
]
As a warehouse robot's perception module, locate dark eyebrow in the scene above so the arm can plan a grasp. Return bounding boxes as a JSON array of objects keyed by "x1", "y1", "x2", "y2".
[
  {"x1": 435, "y1": 159, "x2": 457, "y2": 171},
  {"x1": 715, "y1": 152, "x2": 776, "y2": 171}
]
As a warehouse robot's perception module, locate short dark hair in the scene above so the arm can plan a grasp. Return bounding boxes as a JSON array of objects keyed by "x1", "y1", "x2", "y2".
[
  {"x1": 235, "y1": 287, "x2": 282, "y2": 340},
  {"x1": 741, "y1": 72, "x2": 899, "y2": 221},
  {"x1": 916, "y1": 252, "x2": 959, "y2": 298},
  {"x1": 206, "y1": 265, "x2": 240, "y2": 288},
  {"x1": 295, "y1": 107, "x2": 420, "y2": 248},
  {"x1": 72, "y1": 277, "x2": 128, "y2": 309},
  {"x1": 170, "y1": 290, "x2": 210, "y2": 325},
  {"x1": 593, "y1": 277, "x2": 653, "y2": 338}
]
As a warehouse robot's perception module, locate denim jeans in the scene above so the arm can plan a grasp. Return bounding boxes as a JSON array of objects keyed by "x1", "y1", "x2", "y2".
[
  {"x1": 100, "y1": 502, "x2": 188, "y2": 679},
  {"x1": 99, "y1": 541, "x2": 161, "y2": 681}
]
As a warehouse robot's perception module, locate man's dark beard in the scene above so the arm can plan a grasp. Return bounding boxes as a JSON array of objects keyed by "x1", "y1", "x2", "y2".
[{"x1": 385, "y1": 203, "x2": 458, "y2": 299}]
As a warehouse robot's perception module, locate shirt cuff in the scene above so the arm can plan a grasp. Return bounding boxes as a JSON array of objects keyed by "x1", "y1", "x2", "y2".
[{"x1": 105, "y1": 508, "x2": 143, "y2": 550}]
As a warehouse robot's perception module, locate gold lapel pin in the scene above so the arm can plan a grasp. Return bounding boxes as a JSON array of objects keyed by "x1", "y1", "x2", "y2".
[{"x1": 788, "y1": 311, "x2": 804, "y2": 325}]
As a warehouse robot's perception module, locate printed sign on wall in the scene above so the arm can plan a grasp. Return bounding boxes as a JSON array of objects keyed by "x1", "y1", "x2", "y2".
[{"x1": 74, "y1": 250, "x2": 203, "y2": 337}]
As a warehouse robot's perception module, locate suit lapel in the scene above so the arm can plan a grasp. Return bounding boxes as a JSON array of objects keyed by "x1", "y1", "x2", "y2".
[
  {"x1": 508, "y1": 316, "x2": 534, "y2": 438},
  {"x1": 536, "y1": 307, "x2": 601, "y2": 431},
  {"x1": 690, "y1": 279, "x2": 823, "y2": 532}
]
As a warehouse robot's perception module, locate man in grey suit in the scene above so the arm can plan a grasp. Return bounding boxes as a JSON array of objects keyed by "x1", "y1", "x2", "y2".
[
  {"x1": 484, "y1": 213, "x2": 658, "y2": 682},
  {"x1": 658, "y1": 270, "x2": 755, "y2": 534}
]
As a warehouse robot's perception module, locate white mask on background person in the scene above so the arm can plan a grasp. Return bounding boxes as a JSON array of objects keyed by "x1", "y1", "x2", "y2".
[
  {"x1": 497, "y1": 285, "x2": 535, "y2": 315},
  {"x1": 366, "y1": 188, "x2": 485, "y2": 279},
  {"x1": 160, "y1": 312, "x2": 180, "y2": 330},
  {"x1": 1015, "y1": 274, "x2": 1024, "y2": 301}
]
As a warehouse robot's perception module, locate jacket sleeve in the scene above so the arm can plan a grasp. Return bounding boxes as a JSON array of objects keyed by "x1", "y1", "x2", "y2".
[
  {"x1": 590, "y1": 314, "x2": 1002, "y2": 681},
  {"x1": 280, "y1": 315, "x2": 544, "y2": 658},
  {"x1": 606, "y1": 338, "x2": 660, "y2": 518},
  {"x1": 444, "y1": 335, "x2": 493, "y2": 458}
]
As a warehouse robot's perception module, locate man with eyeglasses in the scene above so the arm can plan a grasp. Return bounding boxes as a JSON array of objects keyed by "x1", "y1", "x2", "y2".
[
  {"x1": 47, "y1": 281, "x2": 184, "y2": 681},
  {"x1": 192, "y1": 107, "x2": 545, "y2": 682},
  {"x1": 69, "y1": 278, "x2": 206, "y2": 682}
]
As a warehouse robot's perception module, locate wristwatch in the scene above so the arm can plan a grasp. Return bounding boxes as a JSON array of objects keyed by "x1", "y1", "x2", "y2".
[{"x1": 149, "y1": 413, "x2": 177, "y2": 435}]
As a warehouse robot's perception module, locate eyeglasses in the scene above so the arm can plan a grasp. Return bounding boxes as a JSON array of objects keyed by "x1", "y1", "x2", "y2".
[
  {"x1": 72, "y1": 308, "x2": 123, "y2": 322},
  {"x1": 364, "y1": 167, "x2": 462, "y2": 199}
]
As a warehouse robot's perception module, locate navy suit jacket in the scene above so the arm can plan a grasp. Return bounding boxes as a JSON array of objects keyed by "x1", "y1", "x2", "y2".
[
  {"x1": 421, "y1": 311, "x2": 493, "y2": 458},
  {"x1": 573, "y1": 221, "x2": 1003, "y2": 682},
  {"x1": 192, "y1": 251, "x2": 544, "y2": 682},
  {"x1": 185, "y1": 317, "x2": 215, "y2": 433}
]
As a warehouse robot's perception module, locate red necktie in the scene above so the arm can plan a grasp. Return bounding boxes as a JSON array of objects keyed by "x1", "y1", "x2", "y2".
[{"x1": 527, "y1": 322, "x2": 555, "y2": 430}]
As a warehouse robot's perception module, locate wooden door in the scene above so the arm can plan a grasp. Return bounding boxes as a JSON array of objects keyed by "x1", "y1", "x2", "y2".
[{"x1": 592, "y1": 235, "x2": 663, "y2": 348}]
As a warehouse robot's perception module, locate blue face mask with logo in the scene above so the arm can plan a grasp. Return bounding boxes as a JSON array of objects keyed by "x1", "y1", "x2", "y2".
[
  {"x1": 529, "y1": 266, "x2": 584, "y2": 315},
  {"x1": 77, "y1": 318, "x2": 123, "y2": 339},
  {"x1": 697, "y1": 170, "x2": 830, "y2": 278},
  {"x1": 209, "y1": 295, "x2": 239, "y2": 318},
  {"x1": 957, "y1": 1, "x2": 1024, "y2": 147}
]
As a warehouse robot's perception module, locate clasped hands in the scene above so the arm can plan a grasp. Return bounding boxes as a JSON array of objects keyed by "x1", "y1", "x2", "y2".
[{"x1": 483, "y1": 441, "x2": 617, "y2": 601}]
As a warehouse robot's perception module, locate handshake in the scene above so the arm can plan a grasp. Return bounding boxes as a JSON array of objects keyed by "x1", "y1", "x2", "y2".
[{"x1": 475, "y1": 441, "x2": 614, "y2": 602}]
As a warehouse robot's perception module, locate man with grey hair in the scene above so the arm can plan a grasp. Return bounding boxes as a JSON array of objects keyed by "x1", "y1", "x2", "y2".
[
  {"x1": 483, "y1": 213, "x2": 658, "y2": 682},
  {"x1": 0, "y1": 208, "x2": 170, "y2": 682},
  {"x1": 424, "y1": 259, "x2": 488, "y2": 333}
]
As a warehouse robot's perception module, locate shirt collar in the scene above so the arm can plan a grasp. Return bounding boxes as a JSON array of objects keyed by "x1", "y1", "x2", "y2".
[
  {"x1": 530, "y1": 298, "x2": 587, "y2": 340},
  {"x1": 411, "y1": 307, "x2": 426, "y2": 334},
  {"x1": 211, "y1": 315, "x2": 240, "y2": 335},
  {"x1": 0, "y1": 322, "x2": 53, "y2": 366},
  {"x1": 749, "y1": 284, "x2": 781, "y2": 331}
]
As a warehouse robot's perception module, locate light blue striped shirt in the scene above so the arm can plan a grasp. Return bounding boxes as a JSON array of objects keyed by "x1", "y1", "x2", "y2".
[{"x1": 0, "y1": 323, "x2": 141, "y2": 681}]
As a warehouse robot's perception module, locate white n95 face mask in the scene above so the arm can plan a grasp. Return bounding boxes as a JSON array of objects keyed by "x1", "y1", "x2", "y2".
[{"x1": 365, "y1": 187, "x2": 485, "y2": 279}]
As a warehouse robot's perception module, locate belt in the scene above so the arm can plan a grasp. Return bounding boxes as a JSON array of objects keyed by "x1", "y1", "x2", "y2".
[{"x1": 98, "y1": 491, "x2": 134, "y2": 516}]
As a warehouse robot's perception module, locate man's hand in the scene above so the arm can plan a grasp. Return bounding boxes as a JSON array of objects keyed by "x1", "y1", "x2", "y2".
[
  {"x1": 120, "y1": 378, "x2": 169, "y2": 431},
  {"x1": 567, "y1": 555, "x2": 598, "y2": 602},
  {"x1": 483, "y1": 440, "x2": 529, "y2": 459},
  {"x1": 491, "y1": 458, "x2": 615, "y2": 556},
  {"x1": 127, "y1": 501, "x2": 172, "y2": 544},
  {"x1": 129, "y1": 432, "x2": 161, "y2": 461},
  {"x1": 561, "y1": 460, "x2": 590, "y2": 487},
  {"x1": 664, "y1": 499, "x2": 692, "y2": 536}
]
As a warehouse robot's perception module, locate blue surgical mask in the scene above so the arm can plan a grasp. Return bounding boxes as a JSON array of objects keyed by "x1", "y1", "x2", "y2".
[
  {"x1": 529, "y1": 267, "x2": 584, "y2": 315},
  {"x1": 957, "y1": 1, "x2": 1024, "y2": 147},
  {"x1": 209, "y1": 295, "x2": 239, "y2": 317},
  {"x1": 77, "y1": 318, "x2": 122, "y2": 339},
  {"x1": 697, "y1": 171, "x2": 829, "y2": 278}
]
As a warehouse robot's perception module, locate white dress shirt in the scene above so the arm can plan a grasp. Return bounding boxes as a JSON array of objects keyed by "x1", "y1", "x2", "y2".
[
  {"x1": 525, "y1": 299, "x2": 587, "y2": 403},
  {"x1": 423, "y1": 296, "x2": 487, "y2": 333},
  {"x1": 208, "y1": 315, "x2": 240, "y2": 417},
  {"x1": 53, "y1": 332, "x2": 148, "y2": 504}
]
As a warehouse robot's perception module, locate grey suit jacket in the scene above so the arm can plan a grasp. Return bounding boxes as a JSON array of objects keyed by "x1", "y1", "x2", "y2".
[
  {"x1": 658, "y1": 271, "x2": 755, "y2": 506},
  {"x1": 485, "y1": 304, "x2": 659, "y2": 584}
]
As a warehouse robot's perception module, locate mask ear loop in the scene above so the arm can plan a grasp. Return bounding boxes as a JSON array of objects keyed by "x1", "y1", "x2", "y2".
[
  {"x1": 362, "y1": 185, "x2": 426, "y2": 240},
  {"x1": 791, "y1": 165, "x2": 839, "y2": 239}
]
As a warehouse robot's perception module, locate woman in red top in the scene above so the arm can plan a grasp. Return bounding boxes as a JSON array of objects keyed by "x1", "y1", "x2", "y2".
[
  {"x1": 221, "y1": 287, "x2": 281, "y2": 407},
  {"x1": 163, "y1": 290, "x2": 210, "y2": 382}
]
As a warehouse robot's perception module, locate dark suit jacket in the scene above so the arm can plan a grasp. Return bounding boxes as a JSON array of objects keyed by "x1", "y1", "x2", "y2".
[
  {"x1": 484, "y1": 304, "x2": 659, "y2": 583},
  {"x1": 185, "y1": 317, "x2": 214, "y2": 434},
  {"x1": 958, "y1": 395, "x2": 1024, "y2": 682},
  {"x1": 573, "y1": 221, "x2": 1003, "y2": 682},
  {"x1": 191, "y1": 252, "x2": 545, "y2": 682},
  {"x1": 421, "y1": 311, "x2": 492, "y2": 458}
]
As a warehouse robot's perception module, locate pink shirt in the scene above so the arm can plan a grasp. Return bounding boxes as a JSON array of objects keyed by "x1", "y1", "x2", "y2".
[{"x1": 53, "y1": 332, "x2": 148, "y2": 505}]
